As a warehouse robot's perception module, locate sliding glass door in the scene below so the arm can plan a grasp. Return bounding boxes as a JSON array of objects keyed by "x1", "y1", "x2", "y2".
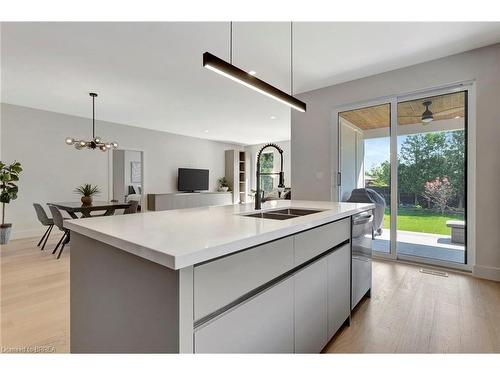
[
  {"x1": 396, "y1": 91, "x2": 467, "y2": 265},
  {"x1": 337, "y1": 85, "x2": 469, "y2": 269}
]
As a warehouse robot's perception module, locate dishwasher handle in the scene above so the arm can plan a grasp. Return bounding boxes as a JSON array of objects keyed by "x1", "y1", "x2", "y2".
[
  {"x1": 353, "y1": 214, "x2": 373, "y2": 225},
  {"x1": 352, "y1": 255, "x2": 371, "y2": 262}
]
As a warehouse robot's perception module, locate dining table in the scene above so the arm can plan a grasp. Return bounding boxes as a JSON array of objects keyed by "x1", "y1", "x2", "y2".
[{"x1": 48, "y1": 201, "x2": 132, "y2": 219}]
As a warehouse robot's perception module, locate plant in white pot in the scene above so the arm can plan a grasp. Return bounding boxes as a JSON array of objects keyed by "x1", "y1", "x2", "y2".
[
  {"x1": 0, "y1": 161, "x2": 22, "y2": 245},
  {"x1": 217, "y1": 177, "x2": 230, "y2": 192},
  {"x1": 74, "y1": 184, "x2": 101, "y2": 205}
]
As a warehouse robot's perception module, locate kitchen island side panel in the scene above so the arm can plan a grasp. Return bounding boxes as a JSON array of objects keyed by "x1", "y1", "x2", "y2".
[{"x1": 70, "y1": 232, "x2": 181, "y2": 353}]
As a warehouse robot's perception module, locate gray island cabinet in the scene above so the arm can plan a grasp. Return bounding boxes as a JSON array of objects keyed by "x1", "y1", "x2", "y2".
[{"x1": 66, "y1": 200, "x2": 373, "y2": 353}]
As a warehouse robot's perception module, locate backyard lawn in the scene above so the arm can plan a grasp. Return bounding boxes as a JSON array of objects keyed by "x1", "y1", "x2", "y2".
[{"x1": 383, "y1": 207, "x2": 464, "y2": 235}]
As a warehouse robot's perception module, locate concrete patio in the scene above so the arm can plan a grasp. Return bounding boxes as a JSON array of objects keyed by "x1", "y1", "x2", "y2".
[{"x1": 373, "y1": 229, "x2": 465, "y2": 263}]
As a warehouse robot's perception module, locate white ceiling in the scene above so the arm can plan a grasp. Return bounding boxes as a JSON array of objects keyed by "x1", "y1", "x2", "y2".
[{"x1": 2, "y1": 22, "x2": 500, "y2": 145}]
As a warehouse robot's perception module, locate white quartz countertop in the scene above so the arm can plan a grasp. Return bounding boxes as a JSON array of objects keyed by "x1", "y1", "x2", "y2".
[{"x1": 65, "y1": 200, "x2": 374, "y2": 269}]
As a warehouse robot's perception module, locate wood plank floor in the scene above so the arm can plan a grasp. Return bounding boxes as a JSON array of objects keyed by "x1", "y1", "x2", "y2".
[
  {"x1": 1, "y1": 236, "x2": 500, "y2": 353},
  {"x1": 325, "y1": 259, "x2": 500, "y2": 353},
  {"x1": 1, "y1": 234, "x2": 70, "y2": 353}
]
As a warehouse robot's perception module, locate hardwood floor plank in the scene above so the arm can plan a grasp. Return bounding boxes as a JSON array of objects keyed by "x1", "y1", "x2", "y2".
[
  {"x1": 1, "y1": 234, "x2": 69, "y2": 353},
  {"x1": 2, "y1": 237, "x2": 499, "y2": 354},
  {"x1": 326, "y1": 260, "x2": 500, "y2": 353}
]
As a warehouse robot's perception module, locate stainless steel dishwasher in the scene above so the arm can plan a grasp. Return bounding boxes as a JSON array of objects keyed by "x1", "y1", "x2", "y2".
[{"x1": 351, "y1": 210, "x2": 373, "y2": 309}]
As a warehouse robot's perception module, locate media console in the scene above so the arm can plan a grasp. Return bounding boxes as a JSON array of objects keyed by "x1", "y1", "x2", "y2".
[{"x1": 147, "y1": 192, "x2": 233, "y2": 211}]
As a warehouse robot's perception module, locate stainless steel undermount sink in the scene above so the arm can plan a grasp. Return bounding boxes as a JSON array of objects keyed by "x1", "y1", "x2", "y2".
[{"x1": 241, "y1": 208, "x2": 324, "y2": 220}]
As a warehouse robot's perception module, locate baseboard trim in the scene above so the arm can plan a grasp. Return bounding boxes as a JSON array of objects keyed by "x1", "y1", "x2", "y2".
[
  {"x1": 473, "y1": 264, "x2": 500, "y2": 282},
  {"x1": 374, "y1": 257, "x2": 472, "y2": 276}
]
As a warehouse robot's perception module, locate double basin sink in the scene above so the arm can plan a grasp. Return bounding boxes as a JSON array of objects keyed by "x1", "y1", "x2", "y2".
[{"x1": 241, "y1": 208, "x2": 324, "y2": 220}]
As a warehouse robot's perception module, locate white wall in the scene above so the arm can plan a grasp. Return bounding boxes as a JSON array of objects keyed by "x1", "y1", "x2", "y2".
[
  {"x1": 340, "y1": 123, "x2": 357, "y2": 201},
  {"x1": 244, "y1": 140, "x2": 291, "y2": 191},
  {"x1": 338, "y1": 117, "x2": 365, "y2": 201},
  {"x1": 0, "y1": 103, "x2": 241, "y2": 238},
  {"x1": 291, "y1": 43, "x2": 500, "y2": 280}
]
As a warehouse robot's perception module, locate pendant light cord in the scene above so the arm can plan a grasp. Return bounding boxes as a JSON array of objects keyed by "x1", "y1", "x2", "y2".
[
  {"x1": 290, "y1": 21, "x2": 293, "y2": 96},
  {"x1": 92, "y1": 94, "x2": 95, "y2": 139},
  {"x1": 230, "y1": 21, "x2": 233, "y2": 64}
]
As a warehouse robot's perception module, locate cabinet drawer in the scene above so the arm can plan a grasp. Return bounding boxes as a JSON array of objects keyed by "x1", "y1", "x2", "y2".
[
  {"x1": 294, "y1": 218, "x2": 350, "y2": 265},
  {"x1": 294, "y1": 257, "x2": 328, "y2": 353},
  {"x1": 194, "y1": 277, "x2": 294, "y2": 353},
  {"x1": 327, "y1": 244, "x2": 351, "y2": 339},
  {"x1": 194, "y1": 236, "x2": 294, "y2": 320}
]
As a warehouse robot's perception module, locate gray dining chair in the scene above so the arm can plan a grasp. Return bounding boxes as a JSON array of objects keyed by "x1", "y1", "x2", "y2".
[
  {"x1": 123, "y1": 200, "x2": 139, "y2": 215},
  {"x1": 33, "y1": 203, "x2": 54, "y2": 250},
  {"x1": 48, "y1": 205, "x2": 70, "y2": 259}
]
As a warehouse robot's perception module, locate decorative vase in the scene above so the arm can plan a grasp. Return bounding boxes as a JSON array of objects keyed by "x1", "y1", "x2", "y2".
[
  {"x1": 0, "y1": 223, "x2": 12, "y2": 245},
  {"x1": 221, "y1": 186, "x2": 229, "y2": 192},
  {"x1": 81, "y1": 196, "x2": 93, "y2": 205}
]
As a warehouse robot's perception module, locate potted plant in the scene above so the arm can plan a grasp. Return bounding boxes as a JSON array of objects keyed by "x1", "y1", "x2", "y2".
[
  {"x1": 74, "y1": 184, "x2": 101, "y2": 205},
  {"x1": 0, "y1": 161, "x2": 22, "y2": 245},
  {"x1": 217, "y1": 177, "x2": 230, "y2": 192}
]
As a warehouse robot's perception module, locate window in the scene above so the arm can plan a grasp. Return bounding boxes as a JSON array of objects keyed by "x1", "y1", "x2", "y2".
[{"x1": 259, "y1": 152, "x2": 274, "y2": 193}]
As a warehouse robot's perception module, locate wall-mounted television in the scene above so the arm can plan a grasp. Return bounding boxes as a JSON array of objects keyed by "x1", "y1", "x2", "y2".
[{"x1": 178, "y1": 168, "x2": 209, "y2": 192}]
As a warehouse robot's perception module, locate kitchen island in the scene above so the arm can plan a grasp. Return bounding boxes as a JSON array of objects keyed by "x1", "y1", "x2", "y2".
[{"x1": 65, "y1": 200, "x2": 374, "y2": 353}]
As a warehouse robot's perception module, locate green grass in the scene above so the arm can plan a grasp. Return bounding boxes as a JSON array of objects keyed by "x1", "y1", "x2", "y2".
[{"x1": 383, "y1": 207, "x2": 464, "y2": 235}]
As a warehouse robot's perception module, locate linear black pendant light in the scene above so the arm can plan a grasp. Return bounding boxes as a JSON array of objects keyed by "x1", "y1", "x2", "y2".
[{"x1": 203, "y1": 22, "x2": 306, "y2": 112}]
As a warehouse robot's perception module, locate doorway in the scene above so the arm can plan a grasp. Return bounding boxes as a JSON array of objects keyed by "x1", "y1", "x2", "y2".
[
  {"x1": 336, "y1": 85, "x2": 470, "y2": 269},
  {"x1": 112, "y1": 149, "x2": 144, "y2": 210}
]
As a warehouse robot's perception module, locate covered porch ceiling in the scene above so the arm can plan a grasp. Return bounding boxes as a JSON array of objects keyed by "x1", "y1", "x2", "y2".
[{"x1": 339, "y1": 91, "x2": 465, "y2": 130}]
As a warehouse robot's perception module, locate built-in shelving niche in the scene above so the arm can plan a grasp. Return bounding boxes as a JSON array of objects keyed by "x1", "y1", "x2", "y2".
[{"x1": 225, "y1": 150, "x2": 248, "y2": 204}]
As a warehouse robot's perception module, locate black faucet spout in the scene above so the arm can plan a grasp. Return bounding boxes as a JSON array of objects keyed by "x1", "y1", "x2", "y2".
[{"x1": 255, "y1": 143, "x2": 285, "y2": 210}]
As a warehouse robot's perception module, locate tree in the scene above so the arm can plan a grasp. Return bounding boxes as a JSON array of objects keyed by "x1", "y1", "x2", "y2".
[
  {"x1": 422, "y1": 177, "x2": 453, "y2": 214},
  {"x1": 366, "y1": 160, "x2": 390, "y2": 187},
  {"x1": 365, "y1": 130, "x2": 465, "y2": 209},
  {"x1": 259, "y1": 152, "x2": 274, "y2": 192},
  {"x1": 444, "y1": 130, "x2": 465, "y2": 208},
  {"x1": 398, "y1": 133, "x2": 448, "y2": 206}
]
